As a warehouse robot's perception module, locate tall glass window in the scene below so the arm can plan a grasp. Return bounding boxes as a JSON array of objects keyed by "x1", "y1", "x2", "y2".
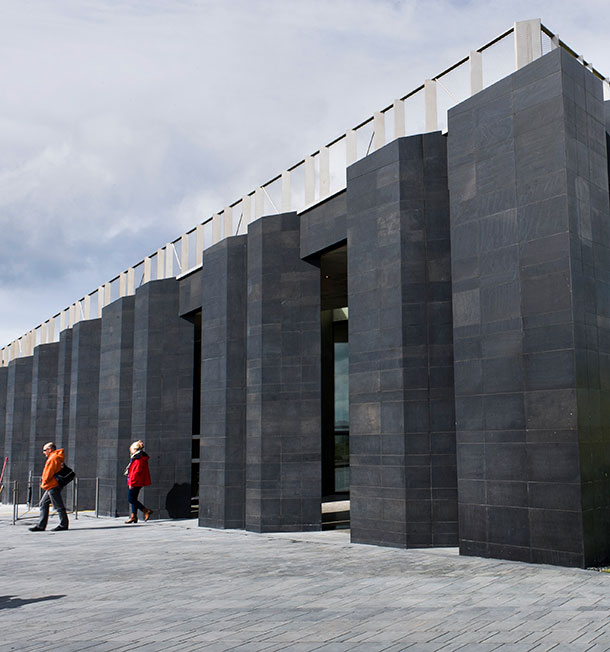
[
  {"x1": 321, "y1": 307, "x2": 349, "y2": 497},
  {"x1": 334, "y1": 338, "x2": 349, "y2": 492}
]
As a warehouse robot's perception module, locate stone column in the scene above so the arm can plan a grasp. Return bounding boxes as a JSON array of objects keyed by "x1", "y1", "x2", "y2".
[
  {"x1": 3, "y1": 357, "x2": 33, "y2": 503},
  {"x1": 55, "y1": 329, "x2": 73, "y2": 449},
  {"x1": 131, "y1": 279, "x2": 193, "y2": 519},
  {"x1": 199, "y1": 235, "x2": 247, "y2": 529},
  {"x1": 98, "y1": 296, "x2": 135, "y2": 517},
  {"x1": 29, "y1": 343, "x2": 59, "y2": 491},
  {"x1": 448, "y1": 48, "x2": 610, "y2": 567},
  {"x1": 245, "y1": 212, "x2": 322, "y2": 532},
  {"x1": 346, "y1": 133, "x2": 457, "y2": 548},
  {"x1": 0, "y1": 367, "x2": 8, "y2": 481},
  {"x1": 68, "y1": 319, "x2": 102, "y2": 510}
]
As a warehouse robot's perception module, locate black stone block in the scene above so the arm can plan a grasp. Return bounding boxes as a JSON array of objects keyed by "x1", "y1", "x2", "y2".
[
  {"x1": 97, "y1": 296, "x2": 135, "y2": 517},
  {"x1": 200, "y1": 236, "x2": 247, "y2": 529},
  {"x1": 132, "y1": 280, "x2": 193, "y2": 520},
  {"x1": 3, "y1": 357, "x2": 33, "y2": 499},
  {"x1": 245, "y1": 213, "x2": 322, "y2": 532},
  {"x1": 449, "y1": 47, "x2": 610, "y2": 568}
]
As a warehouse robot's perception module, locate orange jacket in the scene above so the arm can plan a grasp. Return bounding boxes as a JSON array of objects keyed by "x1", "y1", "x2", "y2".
[{"x1": 41, "y1": 449, "x2": 65, "y2": 490}]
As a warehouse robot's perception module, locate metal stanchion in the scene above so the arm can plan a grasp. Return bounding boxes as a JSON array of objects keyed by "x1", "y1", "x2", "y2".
[
  {"x1": 95, "y1": 478, "x2": 100, "y2": 518},
  {"x1": 27, "y1": 470, "x2": 32, "y2": 510},
  {"x1": 12, "y1": 480, "x2": 18, "y2": 525},
  {"x1": 74, "y1": 477, "x2": 79, "y2": 520}
]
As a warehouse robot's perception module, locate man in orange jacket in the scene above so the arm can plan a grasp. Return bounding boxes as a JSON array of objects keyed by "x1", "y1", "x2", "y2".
[{"x1": 29, "y1": 442, "x2": 69, "y2": 532}]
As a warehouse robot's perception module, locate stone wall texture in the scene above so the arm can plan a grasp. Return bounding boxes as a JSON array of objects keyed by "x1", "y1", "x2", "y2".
[
  {"x1": 1, "y1": 48, "x2": 609, "y2": 567},
  {"x1": 98, "y1": 296, "x2": 135, "y2": 517},
  {"x1": 199, "y1": 235, "x2": 247, "y2": 528},
  {"x1": 132, "y1": 279, "x2": 194, "y2": 519},
  {"x1": 448, "y1": 48, "x2": 610, "y2": 567},
  {"x1": 347, "y1": 133, "x2": 457, "y2": 548}
]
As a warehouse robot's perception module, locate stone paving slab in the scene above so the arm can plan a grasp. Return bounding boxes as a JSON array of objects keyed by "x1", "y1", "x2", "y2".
[{"x1": 1, "y1": 505, "x2": 609, "y2": 651}]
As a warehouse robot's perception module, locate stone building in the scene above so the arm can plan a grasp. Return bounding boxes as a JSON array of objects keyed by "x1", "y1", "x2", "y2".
[{"x1": 1, "y1": 21, "x2": 609, "y2": 569}]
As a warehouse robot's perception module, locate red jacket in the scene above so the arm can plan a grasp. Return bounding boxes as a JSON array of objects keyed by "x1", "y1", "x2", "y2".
[{"x1": 128, "y1": 452, "x2": 151, "y2": 488}]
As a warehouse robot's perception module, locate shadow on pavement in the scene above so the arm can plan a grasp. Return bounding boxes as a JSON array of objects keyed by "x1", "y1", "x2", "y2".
[{"x1": 0, "y1": 594, "x2": 65, "y2": 610}]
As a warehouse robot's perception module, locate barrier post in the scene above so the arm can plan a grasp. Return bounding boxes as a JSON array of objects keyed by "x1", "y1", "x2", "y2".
[
  {"x1": 74, "y1": 477, "x2": 79, "y2": 520},
  {"x1": 27, "y1": 470, "x2": 32, "y2": 509},
  {"x1": 12, "y1": 481, "x2": 18, "y2": 525},
  {"x1": 95, "y1": 478, "x2": 100, "y2": 518}
]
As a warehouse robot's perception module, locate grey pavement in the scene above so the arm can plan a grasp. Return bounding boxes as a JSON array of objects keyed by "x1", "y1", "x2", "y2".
[{"x1": 1, "y1": 505, "x2": 609, "y2": 652}]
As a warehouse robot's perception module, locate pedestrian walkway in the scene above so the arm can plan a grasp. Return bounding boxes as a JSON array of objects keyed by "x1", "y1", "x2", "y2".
[{"x1": 1, "y1": 505, "x2": 609, "y2": 651}]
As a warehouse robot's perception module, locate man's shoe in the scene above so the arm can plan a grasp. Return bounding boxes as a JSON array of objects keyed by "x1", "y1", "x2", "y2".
[
  {"x1": 52, "y1": 525, "x2": 68, "y2": 531},
  {"x1": 143, "y1": 508, "x2": 153, "y2": 522},
  {"x1": 29, "y1": 526, "x2": 45, "y2": 532}
]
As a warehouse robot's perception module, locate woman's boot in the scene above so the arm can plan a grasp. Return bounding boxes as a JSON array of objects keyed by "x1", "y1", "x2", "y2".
[
  {"x1": 125, "y1": 513, "x2": 138, "y2": 524},
  {"x1": 143, "y1": 508, "x2": 153, "y2": 521}
]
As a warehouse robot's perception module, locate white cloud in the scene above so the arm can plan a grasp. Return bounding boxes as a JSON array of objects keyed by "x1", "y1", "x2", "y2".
[{"x1": 0, "y1": 0, "x2": 608, "y2": 345}]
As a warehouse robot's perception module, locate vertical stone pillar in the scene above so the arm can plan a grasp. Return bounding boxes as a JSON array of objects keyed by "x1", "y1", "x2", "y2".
[
  {"x1": 346, "y1": 133, "x2": 457, "y2": 548},
  {"x1": 3, "y1": 357, "x2": 33, "y2": 503},
  {"x1": 605, "y1": 101, "x2": 610, "y2": 188},
  {"x1": 29, "y1": 343, "x2": 59, "y2": 485},
  {"x1": 98, "y1": 296, "x2": 135, "y2": 517},
  {"x1": 199, "y1": 235, "x2": 247, "y2": 528},
  {"x1": 448, "y1": 48, "x2": 610, "y2": 567},
  {"x1": 245, "y1": 212, "x2": 322, "y2": 532},
  {"x1": 68, "y1": 319, "x2": 102, "y2": 509},
  {"x1": 0, "y1": 367, "x2": 8, "y2": 478},
  {"x1": 55, "y1": 329, "x2": 73, "y2": 449},
  {"x1": 132, "y1": 279, "x2": 193, "y2": 519}
]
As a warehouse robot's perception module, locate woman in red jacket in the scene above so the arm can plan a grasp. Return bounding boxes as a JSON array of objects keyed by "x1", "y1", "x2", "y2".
[{"x1": 124, "y1": 440, "x2": 152, "y2": 524}]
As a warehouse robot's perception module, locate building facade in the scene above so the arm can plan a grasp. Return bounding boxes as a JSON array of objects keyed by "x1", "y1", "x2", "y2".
[{"x1": 2, "y1": 46, "x2": 610, "y2": 568}]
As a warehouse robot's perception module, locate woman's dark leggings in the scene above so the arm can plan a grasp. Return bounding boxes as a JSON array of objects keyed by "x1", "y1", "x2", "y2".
[{"x1": 128, "y1": 486, "x2": 146, "y2": 515}]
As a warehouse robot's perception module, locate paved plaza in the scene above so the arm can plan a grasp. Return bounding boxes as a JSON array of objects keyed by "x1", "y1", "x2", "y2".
[{"x1": 1, "y1": 505, "x2": 609, "y2": 652}]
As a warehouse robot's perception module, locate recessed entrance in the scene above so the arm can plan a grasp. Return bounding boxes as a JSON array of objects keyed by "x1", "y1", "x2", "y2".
[
  {"x1": 320, "y1": 243, "x2": 349, "y2": 528},
  {"x1": 182, "y1": 308, "x2": 201, "y2": 517}
]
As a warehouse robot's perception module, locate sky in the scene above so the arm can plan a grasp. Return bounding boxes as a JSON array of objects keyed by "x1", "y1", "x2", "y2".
[{"x1": 1, "y1": 0, "x2": 609, "y2": 347}]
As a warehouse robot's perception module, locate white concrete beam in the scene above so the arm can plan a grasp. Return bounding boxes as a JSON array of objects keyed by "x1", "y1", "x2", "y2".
[
  {"x1": 223, "y1": 206, "x2": 233, "y2": 238},
  {"x1": 96, "y1": 287, "x2": 104, "y2": 318},
  {"x1": 255, "y1": 187, "x2": 265, "y2": 219},
  {"x1": 212, "y1": 213, "x2": 221, "y2": 244},
  {"x1": 165, "y1": 245, "x2": 174, "y2": 278},
  {"x1": 143, "y1": 257, "x2": 152, "y2": 284},
  {"x1": 241, "y1": 195, "x2": 251, "y2": 232},
  {"x1": 469, "y1": 51, "x2": 483, "y2": 95},
  {"x1": 305, "y1": 155, "x2": 315, "y2": 205},
  {"x1": 551, "y1": 33, "x2": 560, "y2": 50},
  {"x1": 156, "y1": 248, "x2": 165, "y2": 280},
  {"x1": 319, "y1": 147, "x2": 330, "y2": 198},
  {"x1": 514, "y1": 19, "x2": 542, "y2": 70},
  {"x1": 393, "y1": 100, "x2": 405, "y2": 138},
  {"x1": 127, "y1": 268, "x2": 135, "y2": 295},
  {"x1": 424, "y1": 80, "x2": 438, "y2": 132},
  {"x1": 196, "y1": 224, "x2": 204, "y2": 263}
]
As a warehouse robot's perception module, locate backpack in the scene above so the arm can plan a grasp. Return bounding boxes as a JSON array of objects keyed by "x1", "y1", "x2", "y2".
[{"x1": 54, "y1": 463, "x2": 76, "y2": 487}]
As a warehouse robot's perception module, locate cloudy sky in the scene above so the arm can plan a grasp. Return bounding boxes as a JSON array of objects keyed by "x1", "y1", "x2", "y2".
[{"x1": 1, "y1": 0, "x2": 608, "y2": 347}]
